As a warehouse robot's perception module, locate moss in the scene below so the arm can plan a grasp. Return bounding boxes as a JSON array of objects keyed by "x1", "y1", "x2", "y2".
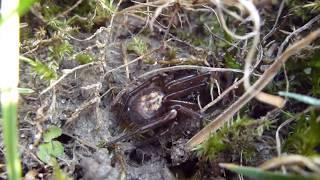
[
  {"x1": 126, "y1": 37, "x2": 149, "y2": 56},
  {"x1": 75, "y1": 53, "x2": 95, "y2": 64},
  {"x1": 196, "y1": 132, "x2": 229, "y2": 160},
  {"x1": 224, "y1": 53, "x2": 241, "y2": 69},
  {"x1": 284, "y1": 110, "x2": 320, "y2": 155},
  {"x1": 195, "y1": 117, "x2": 271, "y2": 161},
  {"x1": 125, "y1": 36, "x2": 156, "y2": 64},
  {"x1": 40, "y1": 0, "x2": 64, "y2": 18},
  {"x1": 286, "y1": 50, "x2": 320, "y2": 96},
  {"x1": 287, "y1": 0, "x2": 320, "y2": 21},
  {"x1": 21, "y1": 57, "x2": 58, "y2": 81},
  {"x1": 49, "y1": 40, "x2": 73, "y2": 60}
]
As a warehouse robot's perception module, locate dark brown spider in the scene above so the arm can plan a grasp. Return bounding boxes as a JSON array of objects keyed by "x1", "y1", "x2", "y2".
[{"x1": 107, "y1": 71, "x2": 213, "y2": 146}]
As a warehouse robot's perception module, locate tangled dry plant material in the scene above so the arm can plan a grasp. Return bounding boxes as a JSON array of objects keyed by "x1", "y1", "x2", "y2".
[{"x1": 187, "y1": 29, "x2": 320, "y2": 149}]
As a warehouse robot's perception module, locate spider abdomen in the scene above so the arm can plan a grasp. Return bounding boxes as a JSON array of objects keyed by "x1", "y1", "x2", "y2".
[{"x1": 128, "y1": 87, "x2": 166, "y2": 124}]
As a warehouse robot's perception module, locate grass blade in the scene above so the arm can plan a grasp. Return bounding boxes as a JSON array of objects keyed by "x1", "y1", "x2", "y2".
[
  {"x1": 1, "y1": 90, "x2": 21, "y2": 180},
  {"x1": 279, "y1": 91, "x2": 320, "y2": 107},
  {"x1": 220, "y1": 163, "x2": 318, "y2": 180},
  {"x1": 0, "y1": 0, "x2": 26, "y2": 179}
]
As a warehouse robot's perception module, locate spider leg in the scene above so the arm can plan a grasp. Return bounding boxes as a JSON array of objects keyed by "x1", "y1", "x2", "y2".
[
  {"x1": 170, "y1": 104, "x2": 203, "y2": 119},
  {"x1": 166, "y1": 99, "x2": 199, "y2": 110},
  {"x1": 165, "y1": 72, "x2": 211, "y2": 93},
  {"x1": 163, "y1": 82, "x2": 207, "y2": 101},
  {"x1": 105, "y1": 109, "x2": 177, "y2": 146}
]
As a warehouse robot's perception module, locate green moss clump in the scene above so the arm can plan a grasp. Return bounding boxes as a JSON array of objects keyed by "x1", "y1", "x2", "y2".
[
  {"x1": 75, "y1": 53, "x2": 94, "y2": 64},
  {"x1": 286, "y1": 51, "x2": 320, "y2": 96},
  {"x1": 284, "y1": 110, "x2": 320, "y2": 155},
  {"x1": 21, "y1": 57, "x2": 58, "y2": 81},
  {"x1": 195, "y1": 117, "x2": 271, "y2": 161},
  {"x1": 126, "y1": 37, "x2": 149, "y2": 56},
  {"x1": 287, "y1": 0, "x2": 320, "y2": 20},
  {"x1": 49, "y1": 40, "x2": 73, "y2": 60}
]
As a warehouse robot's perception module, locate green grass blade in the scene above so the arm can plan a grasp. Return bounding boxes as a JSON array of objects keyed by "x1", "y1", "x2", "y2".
[
  {"x1": 278, "y1": 91, "x2": 320, "y2": 107},
  {"x1": 1, "y1": 90, "x2": 21, "y2": 180},
  {"x1": 17, "y1": 0, "x2": 37, "y2": 16},
  {"x1": 18, "y1": 88, "x2": 34, "y2": 94},
  {"x1": 0, "y1": 0, "x2": 36, "y2": 26},
  {"x1": 0, "y1": 0, "x2": 28, "y2": 179},
  {"x1": 220, "y1": 163, "x2": 318, "y2": 180}
]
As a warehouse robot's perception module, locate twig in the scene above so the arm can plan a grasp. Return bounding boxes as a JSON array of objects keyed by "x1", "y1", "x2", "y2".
[
  {"x1": 275, "y1": 108, "x2": 312, "y2": 172},
  {"x1": 57, "y1": 0, "x2": 84, "y2": 18},
  {"x1": 65, "y1": 97, "x2": 101, "y2": 125},
  {"x1": 103, "y1": 48, "x2": 159, "y2": 77},
  {"x1": 201, "y1": 77, "x2": 244, "y2": 113},
  {"x1": 68, "y1": 26, "x2": 108, "y2": 42},
  {"x1": 150, "y1": 0, "x2": 174, "y2": 32},
  {"x1": 259, "y1": 155, "x2": 320, "y2": 173},
  {"x1": 138, "y1": 65, "x2": 254, "y2": 80},
  {"x1": 63, "y1": 132, "x2": 98, "y2": 151},
  {"x1": 210, "y1": 0, "x2": 267, "y2": 106},
  {"x1": 40, "y1": 62, "x2": 98, "y2": 95},
  {"x1": 106, "y1": 0, "x2": 123, "y2": 42},
  {"x1": 262, "y1": 0, "x2": 285, "y2": 43},
  {"x1": 210, "y1": 0, "x2": 260, "y2": 40},
  {"x1": 121, "y1": 42, "x2": 130, "y2": 80},
  {"x1": 275, "y1": 117, "x2": 293, "y2": 173}
]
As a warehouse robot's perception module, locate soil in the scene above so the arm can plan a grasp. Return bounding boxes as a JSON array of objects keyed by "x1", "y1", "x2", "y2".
[{"x1": 5, "y1": 0, "x2": 320, "y2": 179}]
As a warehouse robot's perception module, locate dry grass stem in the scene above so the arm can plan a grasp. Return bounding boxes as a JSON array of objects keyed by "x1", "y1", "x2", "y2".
[
  {"x1": 138, "y1": 65, "x2": 253, "y2": 79},
  {"x1": 40, "y1": 62, "x2": 98, "y2": 95},
  {"x1": 259, "y1": 155, "x2": 320, "y2": 173}
]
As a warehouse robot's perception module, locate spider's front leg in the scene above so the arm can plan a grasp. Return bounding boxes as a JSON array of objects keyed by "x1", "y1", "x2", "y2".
[
  {"x1": 105, "y1": 109, "x2": 178, "y2": 146},
  {"x1": 170, "y1": 104, "x2": 203, "y2": 120}
]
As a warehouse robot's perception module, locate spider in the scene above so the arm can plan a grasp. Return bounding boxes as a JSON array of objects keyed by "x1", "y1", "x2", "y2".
[{"x1": 107, "y1": 71, "x2": 213, "y2": 146}]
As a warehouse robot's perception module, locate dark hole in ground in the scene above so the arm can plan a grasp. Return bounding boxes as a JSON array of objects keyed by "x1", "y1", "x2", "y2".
[
  {"x1": 169, "y1": 158, "x2": 199, "y2": 178},
  {"x1": 165, "y1": 153, "x2": 172, "y2": 165},
  {"x1": 73, "y1": 165, "x2": 85, "y2": 179},
  {"x1": 127, "y1": 148, "x2": 151, "y2": 166},
  {"x1": 249, "y1": 100, "x2": 275, "y2": 119},
  {"x1": 56, "y1": 133, "x2": 73, "y2": 144},
  {"x1": 165, "y1": 141, "x2": 172, "y2": 149}
]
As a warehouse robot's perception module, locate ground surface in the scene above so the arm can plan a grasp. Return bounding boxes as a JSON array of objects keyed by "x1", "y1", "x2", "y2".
[{"x1": 3, "y1": 0, "x2": 320, "y2": 179}]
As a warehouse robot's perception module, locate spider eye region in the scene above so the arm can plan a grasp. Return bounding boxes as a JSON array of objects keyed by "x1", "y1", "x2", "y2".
[{"x1": 135, "y1": 90, "x2": 165, "y2": 119}]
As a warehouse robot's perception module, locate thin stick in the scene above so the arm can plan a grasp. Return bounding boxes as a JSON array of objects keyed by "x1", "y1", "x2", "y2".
[
  {"x1": 103, "y1": 48, "x2": 159, "y2": 77},
  {"x1": 201, "y1": 78, "x2": 244, "y2": 113},
  {"x1": 40, "y1": 62, "x2": 97, "y2": 95},
  {"x1": 138, "y1": 65, "x2": 252, "y2": 80},
  {"x1": 262, "y1": 0, "x2": 285, "y2": 42},
  {"x1": 276, "y1": 117, "x2": 293, "y2": 173},
  {"x1": 57, "y1": 0, "x2": 84, "y2": 18}
]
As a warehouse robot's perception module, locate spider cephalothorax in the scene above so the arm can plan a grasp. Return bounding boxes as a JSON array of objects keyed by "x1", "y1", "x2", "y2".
[{"x1": 108, "y1": 71, "x2": 213, "y2": 145}]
